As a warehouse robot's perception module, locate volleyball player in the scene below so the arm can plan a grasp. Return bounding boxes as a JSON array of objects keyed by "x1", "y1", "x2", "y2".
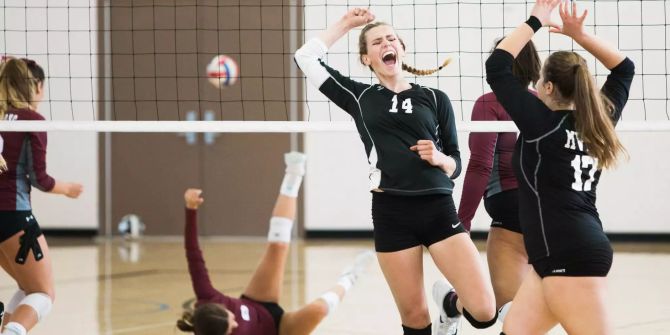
[
  {"x1": 486, "y1": 0, "x2": 635, "y2": 333},
  {"x1": 0, "y1": 58, "x2": 83, "y2": 335},
  {"x1": 177, "y1": 152, "x2": 373, "y2": 335},
  {"x1": 458, "y1": 39, "x2": 540, "y2": 313},
  {"x1": 295, "y1": 8, "x2": 497, "y2": 335}
]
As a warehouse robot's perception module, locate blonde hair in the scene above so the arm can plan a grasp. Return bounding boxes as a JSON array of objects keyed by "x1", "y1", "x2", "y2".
[
  {"x1": 0, "y1": 58, "x2": 38, "y2": 120},
  {"x1": 359, "y1": 22, "x2": 451, "y2": 76},
  {"x1": 543, "y1": 51, "x2": 627, "y2": 169}
]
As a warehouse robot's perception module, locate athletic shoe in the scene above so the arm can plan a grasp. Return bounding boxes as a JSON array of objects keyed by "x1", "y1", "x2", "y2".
[
  {"x1": 432, "y1": 279, "x2": 461, "y2": 335},
  {"x1": 338, "y1": 250, "x2": 375, "y2": 290}
]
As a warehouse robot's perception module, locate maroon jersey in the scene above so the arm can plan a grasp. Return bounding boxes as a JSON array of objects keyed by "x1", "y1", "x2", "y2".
[
  {"x1": 458, "y1": 92, "x2": 521, "y2": 230},
  {"x1": 0, "y1": 108, "x2": 55, "y2": 210},
  {"x1": 185, "y1": 209, "x2": 278, "y2": 335}
]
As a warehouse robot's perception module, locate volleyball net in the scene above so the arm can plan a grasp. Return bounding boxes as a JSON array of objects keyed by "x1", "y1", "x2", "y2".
[{"x1": 0, "y1": 0, "x2": 668, "y2": 132}]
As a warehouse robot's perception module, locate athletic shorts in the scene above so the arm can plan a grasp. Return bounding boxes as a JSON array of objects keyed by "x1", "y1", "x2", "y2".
[
  {"x1": 484, "y1": 189, "x2": 521, "y2": 234},
  {"x1": 0, "y1": 211, "x2": 42, "y2": 243},
  {"x1": 532, "y1": 244, "x2": 613, "y2": 278},
  {"x1": 240, "y1": 295, "x2": 285, "y2": 330},
  {"x1": 372, "y1": 192, "x2": 466, "y2": 253},
  {"x1": 0, "y1": 211, "x2": 44, "y2": 264}
]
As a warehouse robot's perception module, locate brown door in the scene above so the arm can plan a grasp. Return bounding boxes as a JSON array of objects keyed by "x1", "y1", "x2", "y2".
[
  {"x1": 107, "y1": 2, "x2": 298, "y2": 236},
  {"x1": 200, "y1": 133, "x2": 290, "y2": 236}
]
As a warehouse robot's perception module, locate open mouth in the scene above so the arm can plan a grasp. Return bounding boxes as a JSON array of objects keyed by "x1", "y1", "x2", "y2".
[{"x1": 382, "y1": 51, "x2": 397, "y2": 66}]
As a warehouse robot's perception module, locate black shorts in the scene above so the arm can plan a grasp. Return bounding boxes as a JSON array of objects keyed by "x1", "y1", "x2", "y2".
[
  {"x1": 240, "y1": 295, "x2": 285, "y2": 329},
  {"x1": 484, "y1": 189, "x2": 521, "y2": 234},
  {"x1": 0, "y1": 211, "x2": 42, "y2": 243},
  {"x1": 372, "y1": 192, "x2": 466, "y2": 253},
  {"x1": 532, "y1": 244, "x2": 613, "y2": 278}
]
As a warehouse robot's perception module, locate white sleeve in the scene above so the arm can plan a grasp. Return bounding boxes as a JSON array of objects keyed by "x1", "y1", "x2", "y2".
[
  {"x1": 0, "y1": 134, "x2": 3, "y2": 154},
  {"x1": 294, "y1": 38, "x2": 331, "y2": 89}
]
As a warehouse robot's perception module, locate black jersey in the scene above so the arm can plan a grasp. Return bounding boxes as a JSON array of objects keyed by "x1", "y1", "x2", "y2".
[
  {"x1": 486, "y1": 49, "x2": 635, "y2": 262},
  {"x1": 295, "y1": 38, "x2": 461, "y2": 196}
]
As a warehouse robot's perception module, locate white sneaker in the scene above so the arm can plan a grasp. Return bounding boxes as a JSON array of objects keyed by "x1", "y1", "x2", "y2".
[
  {"x1": 432, "y1": 279, "x2": 461, "y2": 335},
  {"x1": 338, "y1": 250, "x2": 376, "y2": 290},
  {"x1": 284, "y1": 152, "x2": 306, "y2": 176}
]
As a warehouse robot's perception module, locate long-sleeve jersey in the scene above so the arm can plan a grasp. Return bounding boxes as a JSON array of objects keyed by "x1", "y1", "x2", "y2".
[
  {"x1": 486, "y1": 49, "x2": 634, "y2": 262},
  {"x1": 458, "y1": 92, "x2": 520, "y2": 230},
  {"x1": 0, "y1": 108, "x2": 55, "y2": 210},
  {"x1": 184, "y1": 209, "x2": 277, "y2": 335},
  {"x1": 295, "y1": 38, "x2": 461, "y2": 196}
]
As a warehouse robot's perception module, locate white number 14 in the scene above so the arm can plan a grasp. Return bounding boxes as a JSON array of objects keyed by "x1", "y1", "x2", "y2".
[{"x1": 389, "y1": 95, "x2": 413, "y2": 114}]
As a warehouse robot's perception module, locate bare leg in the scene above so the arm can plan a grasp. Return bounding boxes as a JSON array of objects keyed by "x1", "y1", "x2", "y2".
[
  {"x1": 0, "y1": 234, "x2": 54, "y2": 332},
  {"x1": 544, "y1": 276, "x2": 612, "y2": 335},
  {"x1": 242, "y1": 152, "x2": 305, "y2": 303},
  {"x1": 278, "y1": 286, "x2": 345, "y2": 335},
  {"x1": 428, "y1": 233, "x2": 496, "y2": 321},
  {"x1": 503, "y1": 269, "x2": 558, "y2": 335},
  {"x1": 242, "y1": 194, "x2": 297, "y2": 303},
  {"x1": 487, "y1": 227, "x2": 530, "y2": 309},
  {"x1": 377, "y1": 246, "x2": 431, "y2": 329}
]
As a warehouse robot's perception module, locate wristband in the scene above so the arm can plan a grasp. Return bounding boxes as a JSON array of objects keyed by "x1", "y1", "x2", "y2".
[{"x1": 525, "y1": 16, "x2": 542, "y2": 33}]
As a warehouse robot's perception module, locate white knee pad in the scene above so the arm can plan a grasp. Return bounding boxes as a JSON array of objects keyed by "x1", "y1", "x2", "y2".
[
  {"x1": 19, "y1": 292, "x2": 52, "y2": 321},
  {"x1": 267, "y1": 217, "x2": 293, "y2": 243},
  {"x1": 6, "y1": 289, "x2": 26, "y2": 313},
  {"x1": 319, "y1": 291, "x2": 340, "y2": 315}
]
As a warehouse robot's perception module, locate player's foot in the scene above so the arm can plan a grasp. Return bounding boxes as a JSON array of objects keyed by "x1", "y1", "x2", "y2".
[{"x1": 432, "y1": 279, "x2": 460, "y2": 335}]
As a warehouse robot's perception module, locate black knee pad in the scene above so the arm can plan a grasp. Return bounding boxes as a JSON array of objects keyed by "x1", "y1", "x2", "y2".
[{"x1": 463, "y1": 308, "x2": 498, "y2": 329}]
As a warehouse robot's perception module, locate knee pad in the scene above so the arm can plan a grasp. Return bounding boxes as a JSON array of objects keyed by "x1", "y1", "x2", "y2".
[
  {"x1": 463, "y1": 308, "x2": 498, "y2": 329},
  {"x1": 6, "y1": 289, "x2": 26, "y2": 313},
  {"x1": 267, "y1": 217, "x2": 293, "y2": 243},
  {"x1": 19, "y1": 292, "x2": 52, "y2": 321},
  {"x1": 319, "y1": 291, "x2": 340, "y2": 315}
]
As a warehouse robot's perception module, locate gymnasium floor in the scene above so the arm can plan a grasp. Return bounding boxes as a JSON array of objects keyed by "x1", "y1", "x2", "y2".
[{"x1": 2, "y1": 238, "x2": 669, "y2": 335}]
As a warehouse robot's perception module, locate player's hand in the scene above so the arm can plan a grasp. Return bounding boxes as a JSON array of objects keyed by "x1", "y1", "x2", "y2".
[
  {"x1": 530, "y1": 0, "x2": 561, "y2": 27},
  {"x1": 184, "y1": 188, "x2": 204, "y2": 210},
  {"x1": 549, "y1": 0, "x2": 588, "y2": 39},
  {"x1": 64, "y1": 182, "x2": 83, "y2": 199},
  {"x1": 410, "y1": 140, "x2": 448, "y2": 168},
  {"x1": 342, "y1": 7, "x2": 375, "y2": 29}
]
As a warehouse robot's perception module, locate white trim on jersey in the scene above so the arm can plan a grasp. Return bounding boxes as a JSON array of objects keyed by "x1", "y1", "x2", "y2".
[
  {"x1": 294, "y1": 38, "x2": 331, "y2": 89},
  {"x1": 518, "y1": 115, "x2": 568, "y2": 257},
  {"x1": 525, "y1": 115, "x2": 568, "y2": 143},
  {"x1": 295, "y1": 38, "x2": 382, "y2": 190}
]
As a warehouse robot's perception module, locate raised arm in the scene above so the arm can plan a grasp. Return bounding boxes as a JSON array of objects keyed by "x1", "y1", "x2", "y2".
[
  {"x1": 486, "y1": 0, "x2": 561, "y2": 138},
  {"x1": 318, "y1": 8, "x2": 375, "y2": 48},
  {"x1": 183, "y1": 188, "x2": 220, "y2": 302},
  {"x1": 294, "y1": 8, "x2": 375, "y2": 114},
  {"x1": 496, "y1": 0, "x2": 561, "y2": 58}
]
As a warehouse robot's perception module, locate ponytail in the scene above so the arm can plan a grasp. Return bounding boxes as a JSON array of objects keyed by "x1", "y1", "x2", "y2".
[
  {"x1": 176, "y1": 311, "x2": 195, "y2": 332},
  {"x1": 402, "y1": 58, "x2": 452, "y2": 76},
  {"x1": 571, "y1": 59, "x2": 627, "y2": 169}
]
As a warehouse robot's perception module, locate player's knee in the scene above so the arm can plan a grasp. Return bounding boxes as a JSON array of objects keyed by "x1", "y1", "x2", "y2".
[
  {"x1": 19, "y1": 292, "x2": 53, "y2": 321},
  {"x1": 463, "y1": 307, "x2": 498, "y2": 329},
  {"x1": 399, "y1": 305, "x2": 430, "y2": 327}
]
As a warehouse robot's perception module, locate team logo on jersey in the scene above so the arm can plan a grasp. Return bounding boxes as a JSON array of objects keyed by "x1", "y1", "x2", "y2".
[
  {"x1": 240, "y1": 305, "x2": 251, "y2": 321},
  {"x1": 3, "y1": 114, "x2": 18, "y2": 121}
]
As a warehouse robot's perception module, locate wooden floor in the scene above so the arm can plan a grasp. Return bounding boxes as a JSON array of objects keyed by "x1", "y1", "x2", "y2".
[{"x1": 3, "y1": 238, "x2": 669, "y2": 335}]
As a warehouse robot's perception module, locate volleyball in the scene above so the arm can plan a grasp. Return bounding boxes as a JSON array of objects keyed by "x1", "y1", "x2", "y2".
[
  {"x1": 207, "y1": 55, "x2": 238, "y2": 88},
  {"x1": 118, "y1": 214, "x2": 145, "y2": 239}
]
